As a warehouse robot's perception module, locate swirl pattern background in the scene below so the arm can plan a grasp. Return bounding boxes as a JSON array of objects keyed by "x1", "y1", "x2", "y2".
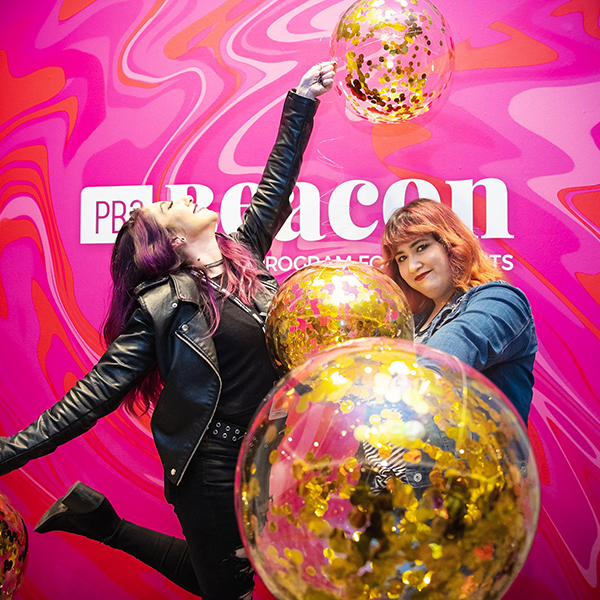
[{"x1": 0, "y1": 1, "x2": 599, "y2": 598}]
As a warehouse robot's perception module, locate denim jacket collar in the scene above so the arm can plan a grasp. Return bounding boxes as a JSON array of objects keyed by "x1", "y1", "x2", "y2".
[
  {"x1": 414, "y1": 290, "x2": 464, "y2": 342},
  {"x1": 414, "y1": 281, "x2": 514, "y2": 344}
]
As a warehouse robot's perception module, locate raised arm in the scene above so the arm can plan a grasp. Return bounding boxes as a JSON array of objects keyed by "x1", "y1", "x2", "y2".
[{"x1": 234, "y1": 61, "x2": 336, "y2": 258}]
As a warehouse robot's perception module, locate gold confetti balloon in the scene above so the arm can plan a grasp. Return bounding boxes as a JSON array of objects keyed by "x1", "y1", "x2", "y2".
[
  {"x1": 236, "y1": 338, "x2": 540, "y2": 600},
  {"x1": 0, "y1": 492, "x2": 28, "y2": 599},
  {"x1": 265, "y1": 261, "x2": 413, "y2": 375},
  {"x1": 330, "y1": 0, "x2": 455, "y2": 123}
]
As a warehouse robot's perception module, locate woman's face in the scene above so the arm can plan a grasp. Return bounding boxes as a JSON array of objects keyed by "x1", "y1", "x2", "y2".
[
  {"x1": 146, "y1": 196, "x2": 218, "y2": 241},
  {"x1": 394, "y1": 234, "x2": 455, "y2": 306}
]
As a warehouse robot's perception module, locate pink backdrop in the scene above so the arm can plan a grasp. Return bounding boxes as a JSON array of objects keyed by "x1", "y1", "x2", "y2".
[{"x1": 1, "y1": 0, "x2": 599, "y2": 598}]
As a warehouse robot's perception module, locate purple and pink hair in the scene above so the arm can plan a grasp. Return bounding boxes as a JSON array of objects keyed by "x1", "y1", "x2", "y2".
[{"x1": 103, "y1": 207, "x2": 266, "y2": 415}]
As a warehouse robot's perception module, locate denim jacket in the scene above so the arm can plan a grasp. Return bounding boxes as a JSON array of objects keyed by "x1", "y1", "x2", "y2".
[
  {"x1": 414, "y1": 281, "x2": 537, "y2": 424},
  {"x1": 403, "y1": 281, "x2": 537, "y2": 490}
]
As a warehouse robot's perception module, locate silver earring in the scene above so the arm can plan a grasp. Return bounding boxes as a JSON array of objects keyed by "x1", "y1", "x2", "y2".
[{"x1": 179, "y1": 236, "x2": 186, "y2": 243}]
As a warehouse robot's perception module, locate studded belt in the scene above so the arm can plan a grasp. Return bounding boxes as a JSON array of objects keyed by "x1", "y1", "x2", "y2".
[{"x1": 209, "y1": 419, "x2": 247, "y2": 445}]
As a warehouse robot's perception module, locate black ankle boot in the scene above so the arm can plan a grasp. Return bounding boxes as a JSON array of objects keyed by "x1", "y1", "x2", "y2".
[{"x1": 35, "y1": 481, "x2": 122, "y2": 543}]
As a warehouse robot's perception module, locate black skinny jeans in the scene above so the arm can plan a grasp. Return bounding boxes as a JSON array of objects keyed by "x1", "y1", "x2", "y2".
[{"x1": 105, "y1": 435, "x2": 254, "y2": 600}]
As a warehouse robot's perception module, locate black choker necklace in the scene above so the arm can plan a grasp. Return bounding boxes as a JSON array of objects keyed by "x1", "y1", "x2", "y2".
[{"x1": 204, "y1": 258, "x2": 223, "y2": 269}]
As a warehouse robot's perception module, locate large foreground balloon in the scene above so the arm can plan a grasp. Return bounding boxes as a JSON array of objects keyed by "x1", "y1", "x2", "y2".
[
  {"x1": 236, "y1": 338, "x2": 539, "y2": 600},
  {"x1": 0, "y1": 492, "x2": 28, "y2": 599},
  {"x1": 331, "y1": 0, "x2": 455, "y2": 123},
  {"x1": 265, "y1": 261, "x2": 413, "y2": 375}
]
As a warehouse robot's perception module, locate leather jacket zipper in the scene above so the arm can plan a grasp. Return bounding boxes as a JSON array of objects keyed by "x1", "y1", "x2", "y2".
[{"x1": 174, "y1": 332, "x2": 223, "y2": 485}]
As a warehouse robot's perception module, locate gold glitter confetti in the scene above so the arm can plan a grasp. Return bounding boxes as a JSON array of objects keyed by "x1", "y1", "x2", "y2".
[
  {"x1": 330, "y1": 0, "x2": 455, "y2": 123},
  {"x1": 265, "y1": 261, "x2": 413, "y2": 374},
  {"x1": 237, "y1": 338, "x2": 540, "y2": 600},
  {"x1": 0, "y1": 492, "x2": 28, "y2": 598}
]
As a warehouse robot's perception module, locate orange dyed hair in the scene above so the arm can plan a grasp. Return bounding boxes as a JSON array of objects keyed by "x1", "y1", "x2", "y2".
[{"x1": 381, "y1": 198, "x2": 505, "y2": 313}]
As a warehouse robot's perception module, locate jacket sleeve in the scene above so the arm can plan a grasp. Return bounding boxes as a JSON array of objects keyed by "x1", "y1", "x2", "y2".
[
  {"x1": 0, "y1": 307, "x2": 157, "y2": 475},
  {"x1": 234, "y1": 91, "x2": 319, "y2": 259},
  {"x1": 425, "y1": 284, "x2": 537, "y2": 372}
]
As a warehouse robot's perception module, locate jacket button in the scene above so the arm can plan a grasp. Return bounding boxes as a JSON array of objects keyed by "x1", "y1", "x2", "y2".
[
  {"x1": 181, "y1": 324, "x2": 189, "y2": 332},
  {"x1": 413, "y1": 473, "x2": 422, "y2": 483},
  {"x1": 171, "y1": 302, "x2": 178, "y2": 308},
  {"x1": 171, "y1": 468, "x2": 176, "y2": 476}
]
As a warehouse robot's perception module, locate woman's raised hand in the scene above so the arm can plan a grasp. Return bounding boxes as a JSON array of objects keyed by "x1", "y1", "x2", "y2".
[{"x1": 295, "y1": 61, "x2": 337, "y2": 100}]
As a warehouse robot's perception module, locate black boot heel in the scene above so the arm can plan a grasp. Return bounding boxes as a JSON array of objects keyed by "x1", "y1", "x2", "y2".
[
  {"x1": 62, "y1": 480, "x2": 106, "y2": 512},
  {"x1": 35, "y1": 481, "x2": 121, "y2": 542}
]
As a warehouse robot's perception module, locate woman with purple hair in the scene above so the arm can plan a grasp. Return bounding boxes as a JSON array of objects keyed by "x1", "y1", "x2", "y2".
[{"x1": 0, "y1": 61, "x2": 336, "y2": 600}]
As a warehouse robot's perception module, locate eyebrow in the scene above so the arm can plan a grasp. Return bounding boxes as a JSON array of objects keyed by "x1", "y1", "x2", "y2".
[{"x1": 395, "y1": 238, "x2": 428, "y2": 256}]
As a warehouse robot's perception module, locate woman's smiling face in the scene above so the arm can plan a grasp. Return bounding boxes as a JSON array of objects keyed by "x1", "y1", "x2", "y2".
[{"x1": 394, "y1": 234, "x2": 455, "y2": 307}]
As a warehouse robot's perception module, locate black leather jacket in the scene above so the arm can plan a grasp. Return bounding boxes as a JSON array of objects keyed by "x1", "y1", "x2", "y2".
[{"x1": 0, "y1": 91, "x2": 318, "y2": 487}]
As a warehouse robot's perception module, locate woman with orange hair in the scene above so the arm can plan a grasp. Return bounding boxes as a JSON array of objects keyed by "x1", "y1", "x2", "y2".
[
  {"x1": 355, "y1": 198, "x2": 538, "y2": 494},
  {"x1": 381, "y1": 198, "x2": 537, "y2": 425}
]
